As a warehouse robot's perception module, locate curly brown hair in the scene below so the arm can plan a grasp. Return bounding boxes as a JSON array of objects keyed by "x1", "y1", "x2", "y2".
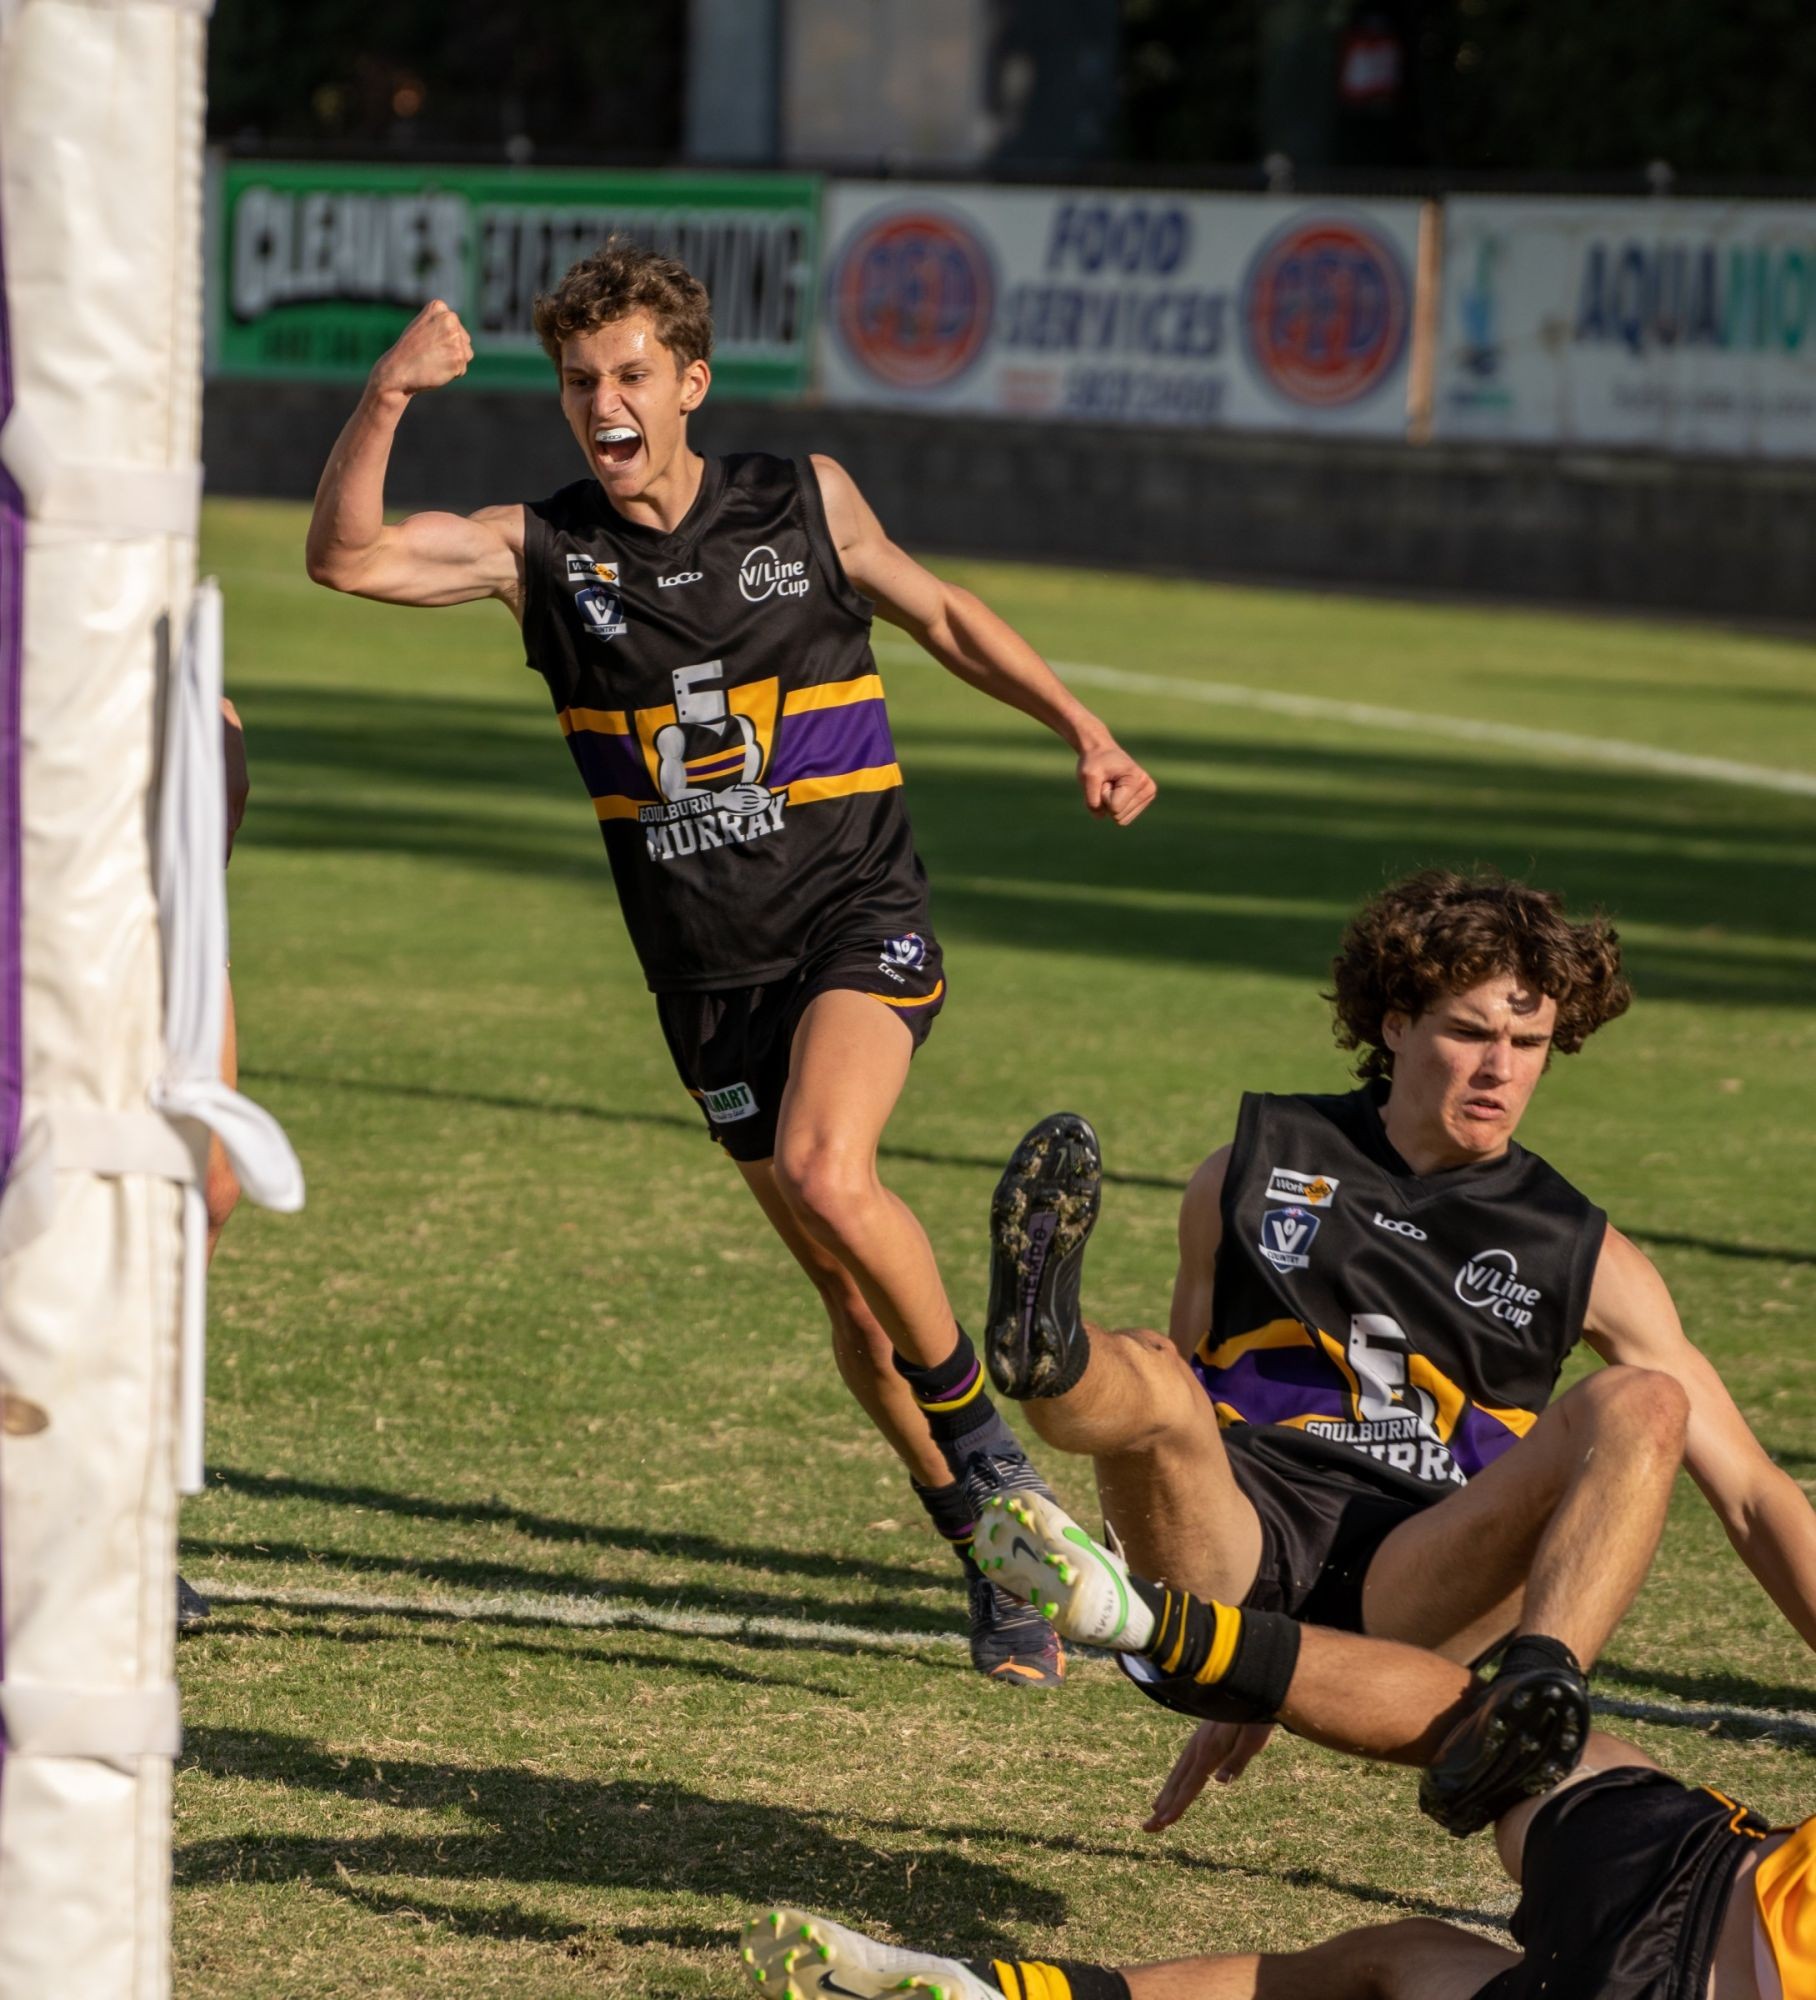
[
  {"x1": 531, "y1": 238, "x2": 713, "y2": 371},
  {"x1": 1328, "y1": 871, "x2": 1632, "y2": 1081}
]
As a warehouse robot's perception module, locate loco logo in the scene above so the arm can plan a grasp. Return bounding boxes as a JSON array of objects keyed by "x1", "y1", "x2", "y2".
[
  {"x1": 831, "y1": 209, "x2": 994, "y2": 389},
  {"x1": 1240, "y1": 217, "x2": 1410, "y2": 407}
]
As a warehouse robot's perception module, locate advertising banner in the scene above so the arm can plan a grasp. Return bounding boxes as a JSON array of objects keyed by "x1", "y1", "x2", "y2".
[
  {"x1": 818, "y1": 182, "x2": 1423, "y2": 435},
  {"x1": 213, "y1": 160, "x2": 819, "y2": 397},
  {"x1": 1435, "y1": 198, "x2": 1816, "y2": 456}
]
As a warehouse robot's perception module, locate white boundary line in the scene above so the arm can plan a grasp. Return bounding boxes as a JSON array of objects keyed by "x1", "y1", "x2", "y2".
[
  {"x1": 872, "y1": 641, "x2": 1816, "y2": 800},
  {"x1": 197, "y1": 1579, "x2": 1816, "y2": 1744}
]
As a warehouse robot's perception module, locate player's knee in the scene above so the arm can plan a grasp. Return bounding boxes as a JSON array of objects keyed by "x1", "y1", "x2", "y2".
[
  {"x1": 1576, "y1": 1365, "x2": 1690, "y2": 1456},
  {"x1": 1362, "y1": 1919, "x2": 1472, "y2": 1998},
  {"x1": 773, "y1": 1142, "x2": 877, "y2": 1243}
]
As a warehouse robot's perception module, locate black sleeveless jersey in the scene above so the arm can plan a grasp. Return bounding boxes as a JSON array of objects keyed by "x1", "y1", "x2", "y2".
[
  {"x1": 520, "y1": 453, "x2": 931, "y2": 992},
  {"x1": 1194, "y1": 1085, "x2": 1607, "y2": 1491}
]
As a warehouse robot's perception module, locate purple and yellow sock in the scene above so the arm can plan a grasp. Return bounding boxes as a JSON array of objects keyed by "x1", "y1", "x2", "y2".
[{"x1": 894, "y1": 1328, "x2": 1021, "y2": 1475}]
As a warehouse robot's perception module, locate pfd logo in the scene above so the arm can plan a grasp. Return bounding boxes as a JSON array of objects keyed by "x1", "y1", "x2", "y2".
[
  {"x1": 1454, "y1": 1249, "x2": 1542, "y2": 1328},
  {"x1": 831, "y1": 209, "x2": 994, "y2": 388},
  {"x1": 1240, "y1": 217, "x2": 1410, "y2": 407}
]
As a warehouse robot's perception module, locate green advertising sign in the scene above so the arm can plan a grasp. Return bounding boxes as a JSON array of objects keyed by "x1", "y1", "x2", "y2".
[{"x1": 213, "y1": 160, "x2": 820, "y2": 397}]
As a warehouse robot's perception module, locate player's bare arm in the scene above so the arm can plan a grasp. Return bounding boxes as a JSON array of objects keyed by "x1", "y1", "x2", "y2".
[
  {"x1": 1168, "y1": 1144, "x2": 1229, "y2": 1360},
  {"x1": 305, "y1": 300, "x2": 525, "y2": 614},
  {"x1": 811, "y1": 454, "x2": 1157, "y2": 826},
  {"x1": 1583, "y1": 1224, "x2": 1816, "y2": 1652}
]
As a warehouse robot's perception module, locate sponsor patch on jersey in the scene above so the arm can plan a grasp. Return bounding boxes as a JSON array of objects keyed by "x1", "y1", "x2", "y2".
[
  {"x1": 1454, "y1": 1248, "x2": 1542, "y2": 1328},
  {"x1": 566, "y1": 555, "x2": 620, "y2": 587},
  {"x1": 701, "y1": 1081, "x2": 759, "y2": 1125},
  {"x1": 1265, "y1": 1167, "x2": 1340, "y2": 1208},
  {"x1": 658, "y1": 570, "x2": 702, "y2": 588},
  {"x1": 1372, "y1": 1211, "x2": 1428, "y2": 1241},
  {"x1": 1259, "y1": 1204, "x2": 1321, "y2": 1273},
  {"x1": 738, "y1": 544, "x2": 810, "y2": 604}
]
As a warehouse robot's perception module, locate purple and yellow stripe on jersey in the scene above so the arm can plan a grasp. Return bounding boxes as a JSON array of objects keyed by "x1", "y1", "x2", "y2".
[
  {"x1": 557, "y1": 705, "x2": 656, "y2": 821},
  {"x1": 556, "y1": 672, "x2": 900, "y2": 822},
  {"x1": 1193, "y1": 1318, "x2": 1537, "y2": 1480},
  {"x1": 767, "y1": 673, "x2": 902, "y2": 804}
]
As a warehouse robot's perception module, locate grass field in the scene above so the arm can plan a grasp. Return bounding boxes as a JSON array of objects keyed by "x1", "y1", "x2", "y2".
[{"x1": 179, "y1": 497, "x2": 1816, "y2": 1998}]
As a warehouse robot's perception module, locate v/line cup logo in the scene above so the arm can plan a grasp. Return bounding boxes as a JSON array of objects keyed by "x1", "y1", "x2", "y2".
[
  {"x1": 1240, "y1": 216, "x2": 1410, "y2": 408},
  {"x1": 738, "y1": 546, "x2": 810, "y2": 603},
  {"x1": 831, "y1": 208, "x2": 995, "y2": 388},
  {"x1": 1454, "y1": 1248, "x2": 1542, "y2": 1328}
]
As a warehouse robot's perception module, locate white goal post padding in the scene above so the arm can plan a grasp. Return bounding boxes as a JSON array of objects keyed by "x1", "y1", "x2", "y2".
[{"x1": 0, "y1": 3, "x2": 300, "y2": 1995}]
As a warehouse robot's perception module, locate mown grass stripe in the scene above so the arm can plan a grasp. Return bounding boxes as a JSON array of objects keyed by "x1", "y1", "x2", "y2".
[
  {"x1": 873, "y1": 640, "x2": 1816, "y2": 798},
  {"x1": 195, "y1": 1581, "x2": 1816, "y2": 1744}
]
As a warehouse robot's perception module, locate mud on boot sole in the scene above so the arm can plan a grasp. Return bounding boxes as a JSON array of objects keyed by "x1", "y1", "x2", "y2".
[{"x1": 983, "y1": 1112, "x2": 1102, "y2": 1400}]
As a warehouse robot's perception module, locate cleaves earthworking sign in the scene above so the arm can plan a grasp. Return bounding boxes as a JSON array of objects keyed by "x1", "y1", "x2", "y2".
[{"x1": 211, "y1": 160, "x2": 819, "y2": 398}]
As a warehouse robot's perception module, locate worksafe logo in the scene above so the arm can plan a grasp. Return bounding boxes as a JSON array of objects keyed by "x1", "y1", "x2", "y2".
[
  {"x1": 831, "y1": 207, "x2": 995, "y2": 388},
  {"x1": 1265, "y1": 1167, "x2": 1340, "y2": 1208}
]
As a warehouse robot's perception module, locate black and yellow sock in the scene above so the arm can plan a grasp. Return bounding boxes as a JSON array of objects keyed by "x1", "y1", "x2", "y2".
[
  {"x1": 962, "y1": 1957, "x2": 1132, "y2": 2000},
  {"x1": 894, "y1": 1328, "x2": 1022, "y2": 1475},
  {"x1": 1128, "y1": 1576, "x2": 1301, "y2": 1719}
]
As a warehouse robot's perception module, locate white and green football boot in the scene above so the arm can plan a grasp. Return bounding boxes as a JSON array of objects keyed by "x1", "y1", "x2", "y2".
[
  {"x1": 739, "y1": 1909, "x2": 998, "y2": 1999},
  {"x1": 971, "y1": 1487, "x2": 1151, "y2": 1652}
]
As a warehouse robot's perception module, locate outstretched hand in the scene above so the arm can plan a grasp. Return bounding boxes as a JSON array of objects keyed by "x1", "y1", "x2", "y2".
[
  {"x1": 1078, "y1": 741, "x2": 1157, "y2": 826},
  {"x1": 1144, "y1": 1719, "x2": 1277, "y2": 1831},
  {"x1": 369, "y1": 299, "x2": 474, "y2": 399}
]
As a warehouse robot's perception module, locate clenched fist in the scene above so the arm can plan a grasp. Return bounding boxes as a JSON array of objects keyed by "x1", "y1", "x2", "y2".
[{"x1": 369, "y1": 299, "x2": 474, "y2": 398}]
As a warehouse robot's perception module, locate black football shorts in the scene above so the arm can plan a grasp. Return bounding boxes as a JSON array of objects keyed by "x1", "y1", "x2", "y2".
[
  {"x1": 1224, "y1": 1423, "x2": 1446, "y2": 1630},
  {"x1": 1116, "y1": 1424, "x2": 1446, "y2": 1722},
  {"x1": 1471, "y1": 1766, "x2": 1768, "y2": 2000},
  {"x1": 655, "y1": 929, "x2": 946, "y2": 1164}
]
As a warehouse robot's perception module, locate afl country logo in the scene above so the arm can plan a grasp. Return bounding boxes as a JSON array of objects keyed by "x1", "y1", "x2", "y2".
[
  {"x1": 832, "y1": 208, "x2": 994, "y2": 389},
  {"x1": 1240, "y1": 216, "x2": 1410, "y2": 407}
]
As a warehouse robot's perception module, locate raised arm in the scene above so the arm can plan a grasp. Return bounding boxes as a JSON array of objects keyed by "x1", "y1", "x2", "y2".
[
  {"x1": 1583, "y1": 1225, "x2": 1816, "y2": 1654},
  {"x1": 305, "y1": 301, "x2": 524, "y2": 614},
  {"x1": 1169, "y1": 1145, "x2": 1230, "y2": 1361},
  {"x1": 811, "y1": 454, "x2": 1156, "y2": 826}
]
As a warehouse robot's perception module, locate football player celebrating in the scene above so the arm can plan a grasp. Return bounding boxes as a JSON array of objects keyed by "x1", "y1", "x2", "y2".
[
  {"x1": 305, "y1": 241, "x2": 1156, "y2": 1684},
  {"x1": 966, "y1": 871, "x2": 1815, "y2": 1734}
]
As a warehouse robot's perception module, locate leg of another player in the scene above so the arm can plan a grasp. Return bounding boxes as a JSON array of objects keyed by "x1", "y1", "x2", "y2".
[
  {"x1": 1359, "y1": 1365, "x2": 1691, "y2": 1667},
  {"x1": 1049, "y1": 1322, "x2": 1264, "y2": 1603},
  {"x1": 743, "y1": 1907, "x2": 1511, "y2": 2000},
  {"x1": 1115, "y1": 1919, "x2": 1515, "y2": 2000},
  {"x1": 770, "y1": 989, "x2": 967, "y2": 1369},
  {"x1": 204, "y1": 971, "x2": 242, "y2": 1258},
  {"x1": 735, "y1": 1158, "x2": 950, "y2": 1490}
]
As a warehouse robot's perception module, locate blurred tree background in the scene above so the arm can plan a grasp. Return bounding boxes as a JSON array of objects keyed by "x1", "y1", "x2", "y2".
[{"x1": 208, "y1": 0, "x2": 1816, "y2": 180}]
